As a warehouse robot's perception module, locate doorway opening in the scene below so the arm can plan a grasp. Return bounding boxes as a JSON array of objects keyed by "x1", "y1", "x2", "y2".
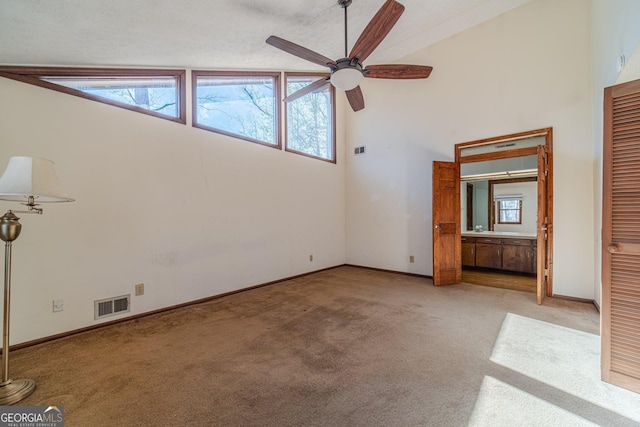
[
  {"x1": 462, "y1": 173, "x2": 538, "y2": 293},
  {"x1": 455, "y1": 128, "x2": 553, "y2": 304}
]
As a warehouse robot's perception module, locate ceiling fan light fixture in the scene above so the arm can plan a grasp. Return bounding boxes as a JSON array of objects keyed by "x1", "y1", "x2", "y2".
[
  {"x1": 266, "y1": 0, "x2": 431, "y2": 111},
  {"x1": 330, "y1": 67, "x2": 363, "y2": 91}
]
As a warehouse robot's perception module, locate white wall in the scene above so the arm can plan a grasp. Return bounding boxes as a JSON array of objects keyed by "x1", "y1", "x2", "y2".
[
  {"x1": 0, "y1": 75, "x2": 346, "y2": 344},
  {"x1": 591, "y1": 0, "x2": 640, "y2": 306},
  {"x1": 345, "y1": 0, "x2": 595, "y2": 298}
]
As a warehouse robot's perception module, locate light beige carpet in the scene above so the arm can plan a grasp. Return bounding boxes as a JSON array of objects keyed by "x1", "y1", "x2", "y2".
[
  {"x1": 8, "y1": 266, "x2": 620, "y2": 426},
  {"x1": 470, "y1": 314, "x2": 640, "y2": 426}
]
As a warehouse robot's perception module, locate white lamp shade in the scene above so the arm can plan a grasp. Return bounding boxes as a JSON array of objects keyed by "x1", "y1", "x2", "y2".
[
  {"x1": 0, "y1": 156, "x2": 74, "y2": 203},
  {"x1": 330, "y1": 68, "x2": 364, "y2": 91}
]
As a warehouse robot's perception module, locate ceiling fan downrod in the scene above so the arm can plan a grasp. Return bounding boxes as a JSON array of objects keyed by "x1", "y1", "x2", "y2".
[{"x1": 338, "y1": 0, "x2": 352, "y2": 58}]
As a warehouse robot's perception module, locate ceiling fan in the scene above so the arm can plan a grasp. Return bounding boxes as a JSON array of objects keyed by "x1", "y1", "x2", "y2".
[{"x1": 266, "y1": 0, "x2": 433, "y2": 112}]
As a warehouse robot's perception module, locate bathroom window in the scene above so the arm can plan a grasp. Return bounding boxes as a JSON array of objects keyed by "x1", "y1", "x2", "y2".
[{"x1": 497, "y1": 197, "x2": 522, "y2": 224}]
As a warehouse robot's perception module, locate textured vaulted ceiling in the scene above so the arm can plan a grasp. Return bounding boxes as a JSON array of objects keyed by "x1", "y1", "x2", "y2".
[{"x1": 0, "y1": 0, "x2": 531, "y2": 70}]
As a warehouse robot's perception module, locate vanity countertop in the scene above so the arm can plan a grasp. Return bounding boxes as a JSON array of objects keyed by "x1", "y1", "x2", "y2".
[{"x1": 461, "y1": 231, "x2": 537, "y2": 239}]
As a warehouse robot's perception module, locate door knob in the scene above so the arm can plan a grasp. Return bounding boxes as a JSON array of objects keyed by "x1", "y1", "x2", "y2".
[{"x1": 435, "y1": 224, "x2": 441, "y2": 229}]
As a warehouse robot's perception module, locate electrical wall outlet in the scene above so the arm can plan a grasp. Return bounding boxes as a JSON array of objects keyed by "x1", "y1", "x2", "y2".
[
  {"x1": 309, "y1": 254, "x2": 313, "y2": 262},
  {"x1": 409, "y1": 255, "x2": 415, "y2": 263},
  {"x1": 135, "y1": 283, "x2": 144, "y2": 296},
  {"x1": 53, "y1": 299, "x2": 64, "y2": 312}
]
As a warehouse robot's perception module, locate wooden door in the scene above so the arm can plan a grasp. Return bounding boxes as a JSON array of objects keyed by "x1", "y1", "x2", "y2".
[
  {"x1": 602, "y1": 78, "x2": 640, "y2": 393},
  {"x1": 466, "y1": 183, "x2": 474, "y2": 231},
  {"x1": 432, "y1": 161, "x2": 461, "y2": 285},
  {"x1": 537, "y1": 145, "x2": 550, "y2": 304}
]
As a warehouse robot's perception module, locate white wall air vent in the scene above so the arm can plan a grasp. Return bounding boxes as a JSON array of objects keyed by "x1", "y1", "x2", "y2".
[{"x1": 94, "y1": 294, "x2": 130, "y2": 320}]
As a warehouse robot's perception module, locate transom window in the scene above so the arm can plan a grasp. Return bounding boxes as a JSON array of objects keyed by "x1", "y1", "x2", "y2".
[
  {"x1": 0, "y1": 67, "x2": 186, "y2": 123},
  {"x1": 43, "y1": 76, "x2": 180, "y2": 118},
  {"x1": 193, "y1": 71, "x2": 280, "y2": 148},
  {"x1": 285, "y1": 73, "x2": 335, "y2": 163},
  {"x1": 1, "y1": 67, "x2": 337, "y2": 164}
]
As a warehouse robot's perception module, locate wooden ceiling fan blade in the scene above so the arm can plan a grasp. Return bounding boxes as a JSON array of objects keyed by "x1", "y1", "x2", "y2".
[
  {"x1": 348, "y1": 0, "x2": 405, "y2": 63},
  {"x1": 345, "y1": 86, "x2": 365, "y2": 112},
  {"x1": 364, "y1": 64, "x2": 433, "y2": 79},
  {"x1": 266, "y1": 36, "x2": 336, "y2": 68},
  {"x1": 283, "y1": 77, "x2": 330, "y2": 103}
]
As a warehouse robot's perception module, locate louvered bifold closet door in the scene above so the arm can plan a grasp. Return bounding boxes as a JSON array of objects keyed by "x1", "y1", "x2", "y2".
[{"x1": 602, "y1": 78, "x2": 640, "y2": 393}]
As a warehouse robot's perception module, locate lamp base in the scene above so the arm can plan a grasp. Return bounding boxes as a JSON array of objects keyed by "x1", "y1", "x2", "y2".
[{"x1": 0, "y1": 378, "x2": 36, "y2": 405}]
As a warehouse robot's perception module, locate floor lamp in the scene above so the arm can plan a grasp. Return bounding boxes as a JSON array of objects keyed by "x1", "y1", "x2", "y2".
[{"x1": 0, "y1": 156, "x2": 74, "y2": 405}]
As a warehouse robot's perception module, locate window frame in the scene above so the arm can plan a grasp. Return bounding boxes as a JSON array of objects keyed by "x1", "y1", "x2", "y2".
[
  {"x1": 0, "y1": 67, "x2": 337, "y2": 164},
  {"x1": 0, "y1": 66, "x2": 187, "y2": 124},
  {"x1": 496, "y1": 197, "x2": 523, "y2": 224},
  {"x1": 284, "y1": 72, "x2": 336, "y2": 164},
  {"x1": 192, "y1": 70, "x2": 282, "y2": 149}
]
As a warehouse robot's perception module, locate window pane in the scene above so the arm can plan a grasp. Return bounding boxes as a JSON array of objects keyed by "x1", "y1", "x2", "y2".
[
  {"x1": 195, "y1": 74, "x2": 277, "y2": 146},
  {"x1": 501, "y1": 200, "x2": 519, "y2": 209},
  {"x1": 498, "y1": 198, "x2": 521, "y2": 223},
  {"x1": 42, "y1": 76, "x2": 180, "y2": 118},
  {"x1": 285, "y1": 75, "x2": 334, "y2": 161},
  {"x1": 500, "y1": 210, "x2": 519, "y2": 223}
]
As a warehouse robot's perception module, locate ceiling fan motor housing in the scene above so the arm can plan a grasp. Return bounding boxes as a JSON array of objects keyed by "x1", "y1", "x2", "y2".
[{"x1": 330, "y1": 57, "x2": 364, "y2": 73}]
